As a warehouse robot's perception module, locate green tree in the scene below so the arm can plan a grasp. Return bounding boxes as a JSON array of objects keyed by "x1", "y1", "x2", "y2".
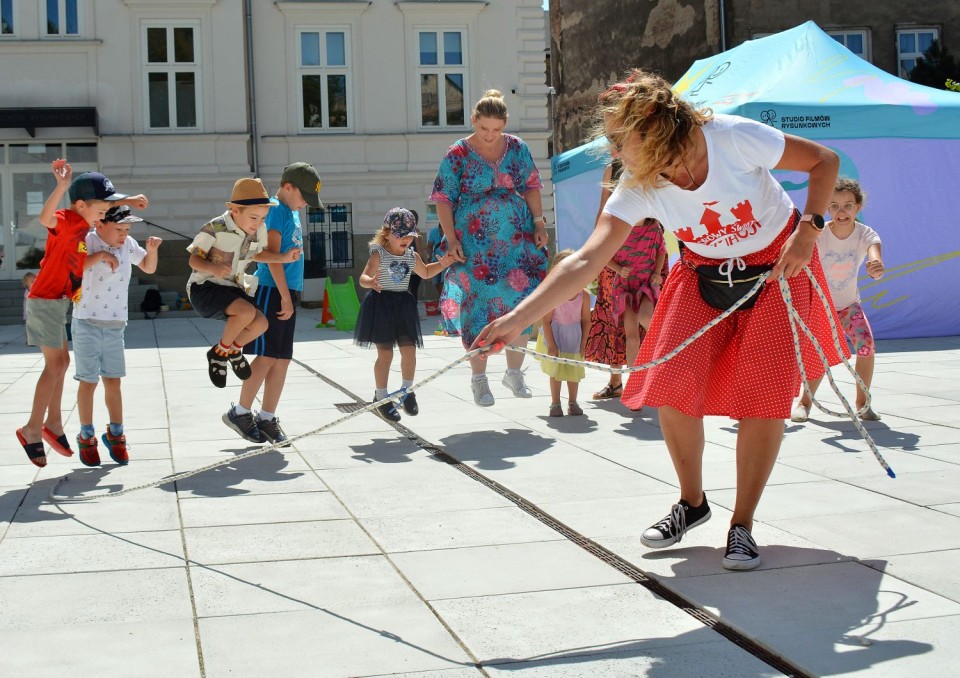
[{"x1": 908, "y1": 40, "x2": 959, "y2": 90}]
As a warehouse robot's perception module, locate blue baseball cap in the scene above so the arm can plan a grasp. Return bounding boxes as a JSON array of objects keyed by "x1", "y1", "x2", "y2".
[{"x1": 69, "y1": 172, "x2": 127, "y2": 203}]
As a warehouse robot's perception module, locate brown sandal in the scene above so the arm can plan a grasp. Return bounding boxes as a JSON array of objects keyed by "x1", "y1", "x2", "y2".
[{"x1": 592, "y1": 383, "x2": 623, "y2": 400}]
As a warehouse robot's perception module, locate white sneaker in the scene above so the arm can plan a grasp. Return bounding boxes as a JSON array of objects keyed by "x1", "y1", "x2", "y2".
[
  {"x1": 471, "y1": 376, "x2": 495, "y2": 407},
  {"x1": 790, "y1": 403, "x2": 810, "y2": 423},
  {"x1": 502, "y1": 369, "x2": 532, "y2": 398}
]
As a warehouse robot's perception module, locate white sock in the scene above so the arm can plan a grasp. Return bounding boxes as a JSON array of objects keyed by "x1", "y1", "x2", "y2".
[
  {"x1": 401, "y1": 379, "x2": 413, "y2": 389},
  {"x1": 234, "y1": 403, "x2": 251, "y2": 415},
  {"x1": 259, "y1": 410, "x2": 275, "y2": 421},
  {"x1": 471, "y1": 373, "x2": 487, "y2": 382},
  {"x1": 375, "y1": 388, "x2": 388, "y2": 400},
  {"x1": 506, "y1": 368, "x2": 521, "y2": 375}
]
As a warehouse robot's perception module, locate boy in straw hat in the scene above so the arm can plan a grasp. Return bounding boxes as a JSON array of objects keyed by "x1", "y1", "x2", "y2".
[{"x1": 186, "y1": 177, "x2": 301, "y2": 391}]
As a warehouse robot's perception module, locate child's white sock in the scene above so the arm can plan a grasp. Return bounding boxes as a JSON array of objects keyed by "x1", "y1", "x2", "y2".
[
  {"x1": 506, "y1": 367, "x2": 522, "y2": 375},
  {"x1": 259, "y1": 410, "x2": 275, "y2": 421},
  {"x1": 471, "y1": 373, "x2": 486, "y2": 381},
  {"x1": 234, "y1": 403, "x2": 251, "y2": 415},
  {"x1": 375, "y1": 388, "x2": 388, "y2": 400},
  {"x1": 401, "y1": 379, "x2": 413, "y2": 390}
]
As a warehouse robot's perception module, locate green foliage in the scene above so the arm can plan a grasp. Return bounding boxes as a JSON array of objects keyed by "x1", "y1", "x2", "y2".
[
  {"x1": 947, "y1": 79, "x2": 960, "y2": 92},
  {"x1": 909, "y1": 40, "x2": 959, "y2": 90}
]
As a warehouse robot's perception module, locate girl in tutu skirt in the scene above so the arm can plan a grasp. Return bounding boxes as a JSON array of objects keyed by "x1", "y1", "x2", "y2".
[
  {"x1": 356, "y1": 208, "x2": 454, "y2": 422},
  {"x1": 535, "y1": 250, "x2": 591, "y2": 417}
]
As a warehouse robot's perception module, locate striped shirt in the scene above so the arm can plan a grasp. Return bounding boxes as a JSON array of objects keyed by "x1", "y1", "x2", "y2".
[{"x1": 371, "y1": 243, "x2": 416, "y2": 291}]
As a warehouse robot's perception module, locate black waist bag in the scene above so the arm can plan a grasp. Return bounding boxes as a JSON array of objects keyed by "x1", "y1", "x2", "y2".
[{"x1": 694, "y1": 264, "x2": 772, "y2": 312}]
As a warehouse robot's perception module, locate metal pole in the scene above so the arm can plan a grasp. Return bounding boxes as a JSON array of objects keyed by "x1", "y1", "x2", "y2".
[{"x1": 244, "y1": 0, "x2": 259, "y2": 176}]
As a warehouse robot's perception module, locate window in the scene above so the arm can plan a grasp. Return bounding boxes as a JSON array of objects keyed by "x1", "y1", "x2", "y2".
[
  {"x1": 417, "y1": 29, "x2": 466, "y2": 128},
  {"x1": 828, "y1": 30, "x2": 869, "y2": 61},
  {"x1": 1, "y1": 0, "x2": 14, "y2": 35},
  {"x1": 305, "y1": 203, "x2": 354, "y2": 274},
  {"x1": 143, "y1": 23, "x2": 200, "y2": 130},
  {"x1": 45, "y1": 0, "x2": 79, "y2": 36},
  {"x1": 897, "y1": 27, "x2": 939, "y2": 78},
  {"x1": 298, "y1": 29, "x2": 351, "y2": 131}
]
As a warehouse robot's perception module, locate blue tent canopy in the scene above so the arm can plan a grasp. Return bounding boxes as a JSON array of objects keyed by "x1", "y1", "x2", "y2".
[{"x1": 552, "y1": 21, "x2": 960, "y2": 339}]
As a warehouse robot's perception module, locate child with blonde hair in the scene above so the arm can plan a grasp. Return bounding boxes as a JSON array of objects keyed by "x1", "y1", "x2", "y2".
[
  {"x1": 355, "y1": 208, "x2": 454, "y2": 421},
  {"x1": 535, "y1": 249, "x2": 591, "y2": 417}
]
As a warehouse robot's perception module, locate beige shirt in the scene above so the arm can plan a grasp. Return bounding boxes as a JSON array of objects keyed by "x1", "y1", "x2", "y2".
[{"x1": 186, "y1": 211, "x2": 267, "y2": 294}]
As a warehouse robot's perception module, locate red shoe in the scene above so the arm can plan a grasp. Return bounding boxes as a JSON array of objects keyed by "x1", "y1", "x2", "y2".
[
  {"x1": 77, "y1": 434, "x2": 101, "y2": 467},
  {"x1": 101, "y1": 431, "x2": 129, "y2": 465},
  {"x1": 41, "y1": 426, "x2": 74, "y2": 457},
  {"x1": 16, "y1": 428, "x2": 46, "y2": 468}
]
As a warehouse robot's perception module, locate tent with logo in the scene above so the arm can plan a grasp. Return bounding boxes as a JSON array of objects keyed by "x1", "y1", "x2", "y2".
[{"x1": 551, "y1": 20, "x2": 960, "y2": 339}]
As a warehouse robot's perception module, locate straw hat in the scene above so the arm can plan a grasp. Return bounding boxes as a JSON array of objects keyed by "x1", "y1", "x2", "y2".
[{"x1": 225, "y1": 178, "x2": 279, "y2": 208}]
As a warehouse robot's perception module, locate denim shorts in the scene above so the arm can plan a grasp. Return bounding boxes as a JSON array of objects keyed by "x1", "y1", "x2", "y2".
[{"x1": 72, "y1": 317, "x2": 127, "y2": 383}]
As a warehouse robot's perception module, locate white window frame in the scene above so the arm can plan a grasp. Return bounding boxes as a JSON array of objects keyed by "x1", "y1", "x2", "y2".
[
  {"x1": 44, "y1": 0, "x2": 81, "y2": 37},
  {"x1": 415, "y1": 27, "x2": 469, "y2": 130},
  {"x1": 828, "y1": 29, "x2": 870, "y2": 62},
  {"x1": 897, "y1": 26, "x2": 939, "y2": 78},
  {"x1": 1, "y1": 0, "x2": 16, "y2": 37},
  {"x1": 140, "y1": 21, "x2": 202, "y2": 133},
  {"x1": 296, "y1": 26, "x2": 353, "y2": 133}
]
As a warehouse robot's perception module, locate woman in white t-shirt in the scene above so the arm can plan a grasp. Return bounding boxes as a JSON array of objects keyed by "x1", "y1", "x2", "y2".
[
  {"x1": 792, "y1": 177, "x2": 884, "y2": 423},
  {"x1": 473, "y1": 69, "x2": 848, "y2": 571}
]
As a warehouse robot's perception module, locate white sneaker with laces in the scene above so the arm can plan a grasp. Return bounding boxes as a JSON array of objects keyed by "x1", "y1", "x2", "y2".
[
  {"x1": 471, "y1": 376, "x2": 495, "y2": 407},
  {"x1": 502, "y1": 369, "x2": 532, "y2": 398}
]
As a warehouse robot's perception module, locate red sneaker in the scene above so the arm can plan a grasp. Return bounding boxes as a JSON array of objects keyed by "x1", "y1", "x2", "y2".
[
  {"x1": 77, "y1": 434, "x2": 101, "y2": 467},
  {"x1": 101, "y1": 431, "x2": 129, "y2": 465}
]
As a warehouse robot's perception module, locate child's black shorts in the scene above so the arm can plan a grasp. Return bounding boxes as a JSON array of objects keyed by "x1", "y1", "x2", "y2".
[
  {"x1": 188, "y1": 282, "x2": 255, "y2": 320},
  {"x1": 243, "y1": 286, "x2": 299, "y2": 359}
]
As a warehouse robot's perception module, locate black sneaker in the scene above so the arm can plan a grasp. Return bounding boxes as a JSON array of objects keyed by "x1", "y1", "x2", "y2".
[
  {"x1": 374, "y1": 394, "x2": 401, "y2": 422},
  {"x1": 228, "y1": 351, "x2": 252, "y2": 380},
  {"x1": 641, "y1": 495, "x2": 712, "y2": 548},
  {"x1": 401, "y1": 392, "x2": 419, "y2": 416},
  {"x1": 207, "y1": 347, "x2": 229, "y2": 388},
  {"x1": 222, "y1": 405, "x2": 265, "y2": 443},
  {"x1": 723, "y1": 523, "x2": 761, "y2": 571},
  {"x1": 257, "y1": 416, "x2": 290, "y2": 447}
]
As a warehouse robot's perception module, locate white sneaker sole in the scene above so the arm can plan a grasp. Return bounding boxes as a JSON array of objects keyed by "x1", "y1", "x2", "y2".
[
  {"x1": 722, "y1": 554, "x2": 761, "y2": 571},
  {"x1": 640, "y1": 509, "x2": 712, "y2": 549}
]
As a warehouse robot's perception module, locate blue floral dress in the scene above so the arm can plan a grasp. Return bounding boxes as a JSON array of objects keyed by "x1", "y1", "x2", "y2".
[{"x1": 430, "y1": 134, "x2": 548, "y2": 347}]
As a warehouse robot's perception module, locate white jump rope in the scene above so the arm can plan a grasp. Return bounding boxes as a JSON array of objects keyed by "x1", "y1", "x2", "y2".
[{"x1": 49, "y1": 266, "x2": 892, "y2": 503}]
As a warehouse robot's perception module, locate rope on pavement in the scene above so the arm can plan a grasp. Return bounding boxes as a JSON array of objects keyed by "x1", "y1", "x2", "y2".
[{"x1": 48, "y1": 267, "x2": 890, "y2": 503}]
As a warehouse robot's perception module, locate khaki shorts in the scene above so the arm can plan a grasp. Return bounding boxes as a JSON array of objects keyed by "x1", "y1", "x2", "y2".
[{"x1": 25, "y1": 297, "x2": 70, "y2": 348}]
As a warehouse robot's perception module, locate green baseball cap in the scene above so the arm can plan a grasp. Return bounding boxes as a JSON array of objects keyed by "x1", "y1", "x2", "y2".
[{"x1": 281, "y1": 162, "x2": 323, "y2": 209}]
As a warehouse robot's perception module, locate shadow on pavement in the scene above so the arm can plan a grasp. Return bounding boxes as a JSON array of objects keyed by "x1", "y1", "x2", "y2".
[{"x1": 439, "y1": 428, "x2": 555, "y2": 471}]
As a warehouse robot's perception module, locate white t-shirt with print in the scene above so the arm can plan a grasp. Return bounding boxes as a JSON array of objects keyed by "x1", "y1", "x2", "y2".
[
  {"x1": 604, "y1": 114, "x2": 794, "y2": 259},
  {"x1": 817, "y1": 221, "x2": 881, "y2": 310},
  {"x1": 74, "y1": 230, "x2": 147, "y2": 322}
]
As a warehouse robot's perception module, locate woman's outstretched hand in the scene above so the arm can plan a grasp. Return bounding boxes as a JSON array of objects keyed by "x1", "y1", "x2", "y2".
[{"x1": 470, "y1": 312, "x2": 524, "y2": 359}]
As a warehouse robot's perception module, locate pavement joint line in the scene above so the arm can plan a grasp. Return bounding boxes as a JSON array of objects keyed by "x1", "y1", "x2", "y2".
[{"x1": 296, "y1": 357, "x2": 814, "y2": 678}]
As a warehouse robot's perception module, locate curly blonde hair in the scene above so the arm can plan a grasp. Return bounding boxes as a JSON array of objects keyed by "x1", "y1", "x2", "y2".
[
  {"x1": 473, "y1": 89, "x2": 508, "y2": 121},
  {"x1": 593, "y1": 69, "x2": 712, "y2": 189}
]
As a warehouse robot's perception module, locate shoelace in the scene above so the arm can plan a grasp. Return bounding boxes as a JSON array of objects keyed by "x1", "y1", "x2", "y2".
[
  {"x1": 473, "y1": 377, "x2": 493, "y2": 397},
  {"x1": 654, "y1": 503, "x2": 688, "y2": 543},
  {"x1": 726, "y1": 525, "x2": 757, "y2": 557}
]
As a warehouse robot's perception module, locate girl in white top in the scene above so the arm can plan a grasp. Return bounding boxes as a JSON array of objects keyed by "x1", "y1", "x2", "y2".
[
  {"x1": 472, "y1": 69, "x2": 846, "y2": 572},
  {"x1": 792, "y1": 177, "x2": 884, "y2": 422},
  {"x1": 355, "y1": 208, "x2": 453, "y2": 421}
]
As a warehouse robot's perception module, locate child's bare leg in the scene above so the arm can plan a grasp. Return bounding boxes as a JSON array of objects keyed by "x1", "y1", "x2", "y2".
[
  {"x1": 23, "y1": 344, "x2": 70, "y2": 441},
  {"x1": 398, "y1": 345, "x2": 417, "y2": 382},
  {"x1": 76, "y1": 380, "x2": 98, "y2": 428},
  {"x1": 549, "y1": 377, "x2": 561, "y2": 403},
  {"x1": 854, "y1": 354, "x2": 875, "y2": 409},
  {"x1": 102, "y1": 377, "x2": 123, "y2": 425},
  {"x1": 623, "y1": 306, "x2": 643, "y2": 368},
  {"x1": 232, "y1": 310, "x2": 269, "y2": 348},
  {"x1": 374, "y1": 347, "x2": 394, "y2": 389},
  {"x1": 567, "y1": 380, "x2": 580, "y2": 403},
  {"x1": 798, "y1": 376, "x2": 823, "y2": 409},
  {"x1": 637, "y1": 296, "x2": 654, "y2": 334},
  {"x1": 239, "y1": 356, "x2": 275, "y2": 409},
  {"x1": 220, "y1": 299, "x2": 259, "y2": 347},
  {"x1": 260, "y1": 358, "x2": 291, "y2": 414}
]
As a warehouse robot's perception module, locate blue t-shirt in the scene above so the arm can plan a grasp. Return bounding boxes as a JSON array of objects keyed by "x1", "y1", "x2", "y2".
[{"x1": 255, "y1": 201, "x2": 304, "y2": 291}]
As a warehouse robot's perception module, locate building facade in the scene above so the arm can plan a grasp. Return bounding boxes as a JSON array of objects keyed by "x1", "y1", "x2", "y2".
[
  {"x1": 550, "y1": 0, "x2": 960, "y2": 152},
  {"x1": 0, "y1": 0, "x2": 550, "y2": 299}
]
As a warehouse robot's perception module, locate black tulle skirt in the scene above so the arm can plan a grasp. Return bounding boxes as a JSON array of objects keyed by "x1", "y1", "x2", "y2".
[{"x1": 354, "y1": 290, "x2": 423, "y2": 349}]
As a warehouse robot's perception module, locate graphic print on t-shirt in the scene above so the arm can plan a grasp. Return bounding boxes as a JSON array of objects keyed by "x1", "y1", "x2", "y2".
[
  {"x1": 674, "y1": 200, "x2": 762, "y2": 249},
  {"x1": 388, "y1": 259, "x2": 410, "y2": 284}
]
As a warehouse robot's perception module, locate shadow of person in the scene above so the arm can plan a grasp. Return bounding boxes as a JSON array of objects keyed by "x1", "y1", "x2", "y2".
[
  {"x1": 438, "y1": 428, "x2": 554, "y2": 470},
  {"x1": 162, "y1": 447, "x2": 304, "y2": 498},
  {"x1": 615, "y1": 416, "x2": 667, "y2": 443},
  {"x1": 2, "y1": 473, "x2": 118, "y2": 525},
  {"x1": 542, "y1": 414, "x2": 599, "y2": 434},
  {"x1": 348, "y1": 436, "x2": 422, "y2": 464},
  {"x1": 813, "y1": 420, "x2": 922, "y2": 453},
  {"x1": 649, "y1": 545, "x2": 933, "y2": 675}
]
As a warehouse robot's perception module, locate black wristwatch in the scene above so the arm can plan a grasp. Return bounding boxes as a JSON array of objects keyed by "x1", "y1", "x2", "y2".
[{"x1": 800, "y1": 213, "x2": 825, "y2": 231}]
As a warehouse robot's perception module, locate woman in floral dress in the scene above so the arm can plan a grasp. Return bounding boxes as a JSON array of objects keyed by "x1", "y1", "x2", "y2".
[{"x1": 431, "y1": 89, "x2": 549, "y2": 406}]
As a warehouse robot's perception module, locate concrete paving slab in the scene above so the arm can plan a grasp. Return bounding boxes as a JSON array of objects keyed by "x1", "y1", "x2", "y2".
[
  {"x1": 862, "y1": 549, "x2": 960, "y2": 604},
  {"x1": 178, "y1": 489, "x2": 350, "y2": 528}
]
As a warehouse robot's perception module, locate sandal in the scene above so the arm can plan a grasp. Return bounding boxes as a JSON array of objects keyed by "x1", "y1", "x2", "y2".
[
  {"x1": 206, "y1": 346, "x2": 229, "y2": 388},
  {"x1": 228, "y1": 351, "x2": 252, "y2": 380},
  {"x1": 568, "y1": 402, "x2": 584, "y2": 416},
  {"x1": 549, "y1": 403, "x2": 564, "y2": 417},
  {"x1": 592, "y1": 383, "x2": 623, "y2": 400},
  {"x1": 16, "y1": 428, "x2": 47, "y2": 468},
  {"x1": 41, "y1": 426, "x2": 74, "y2": 457}
]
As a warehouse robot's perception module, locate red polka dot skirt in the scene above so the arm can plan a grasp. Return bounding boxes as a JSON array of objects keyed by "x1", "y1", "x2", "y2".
[{"x1": 621, "y1": 218, "x2": 850, "y2": 419}]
